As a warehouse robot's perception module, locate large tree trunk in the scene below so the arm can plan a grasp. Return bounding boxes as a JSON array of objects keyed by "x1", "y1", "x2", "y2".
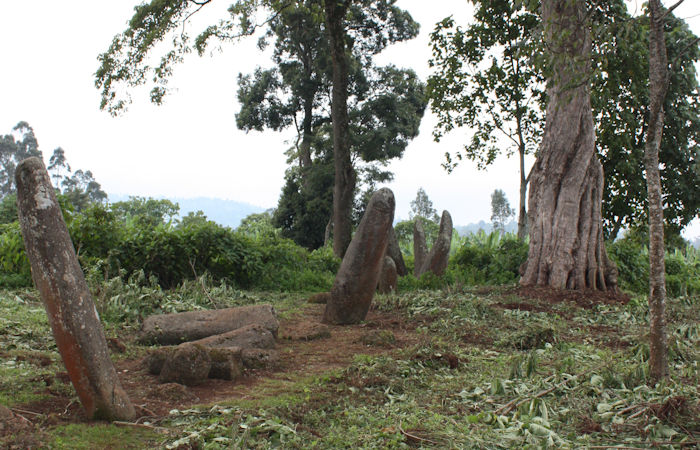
[
  {"x1": 646, "y1": 0, "x2": 669, "y2": 382},
  {"x1": 324, "y1": 0, "x2": 355, "y2": 258},
  {"x1": 520, "y1": 0, "x2": 617, "y2": 292}
]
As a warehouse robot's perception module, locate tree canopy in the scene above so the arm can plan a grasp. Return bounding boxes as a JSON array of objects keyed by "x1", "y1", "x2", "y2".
[{"x1": 427, "y1": 0, "x2": 700, "y2": 240}]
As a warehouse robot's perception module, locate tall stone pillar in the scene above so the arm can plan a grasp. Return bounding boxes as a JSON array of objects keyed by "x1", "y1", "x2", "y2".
[{"x1": 15, "y1": 157, "x2": 135, "y2": 421}]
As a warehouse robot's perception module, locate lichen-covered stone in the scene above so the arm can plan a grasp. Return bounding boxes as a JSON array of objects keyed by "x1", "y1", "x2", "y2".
[
  {"x1": 241, "y1": 348, "x2": 280, "y2": 370},
  {"x1": 190, "y1": 324, "x2": 275, "y2": 350},
  {"x1": 418, "y1": 210, "x2": 453, "y2": 277},
  {"x1": 139, "y1": 304, "x2": 279, "y2": 345},
  {"x1": 323, "y1": 188, "x2": 395, "y2": 325},
  {"x1": 15, "y1": 157, "x2": 135, "y2": 421},
  {"x1": 146, "y1": 347, "x2": 175, "y2": 375},
  {"x1": 208, "y1": 347, "x2": 244, "y2": 380},
  {"x1": 413, "y1": 219, "x2": 428, "y2": 277},
  {"x1": 386, "y1": 227, "x2": 407, "y2": 276},
  {"x1": 377, "y1": 256, "x2": 398, "y2": 294},
  {"x1": 158, "y1": 343, "x2": 212, "y2": 386}
]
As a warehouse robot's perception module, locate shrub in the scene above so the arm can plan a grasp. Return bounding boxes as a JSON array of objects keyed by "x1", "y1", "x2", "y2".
[
  {"x1": 450, "y1": 231, "x2": 527, "y2": 286},
  {"x1": 0, "y1": 222, "x2": 31, "y2": 288}
]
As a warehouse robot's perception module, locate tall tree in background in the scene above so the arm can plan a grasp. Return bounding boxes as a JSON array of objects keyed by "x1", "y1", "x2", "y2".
[
  {"x1": 324, "y1": 0, "x2": 353, "y2": 257},
  {"x1": 595, "y1": 6, "x2": 700, "y2": 240},
  {"x1": 0, "y1": 122, "x2": 42, "y2": 196},
  {"x1": 48, "y1": 147, "x2": 71, "y2": 189},
  {"x1": 427, "y1": 0, "x2": 699, "y2": 242},
  {"x1": 409, "y1": 187, "x2": 439, "y2": 222},
  {"x1": 0, "y1": 123, "x2": 107, "y2": 210},
  {"x1": 490, "y1": 189, "x2": 514, "y2": 234},
  {"x1": 520, "y1": 0, "x2": 617, "y2": 291},
  {"x1": 95, "y1": 0, "x2": 424, "y2": 257},
  {"x1": 428, "y1": 1, "x2": 542, "y2": 240},
  {"x1": 235, "y1": 0, "x2": 424, "y2": 250}
]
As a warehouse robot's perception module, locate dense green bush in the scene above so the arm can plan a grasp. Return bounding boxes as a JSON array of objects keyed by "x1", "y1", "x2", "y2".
[
  {"x1": 0, "y1": 222, "x2": 31, "y2": 287},
  {"x1": 607, "y1": 238, "x2": 700, "y2": 297},
  {"x1": 0, "y1": 197, "x2": 340, "y2": 292},
  {"x1": 450, "y1": 231, "x2": 528, "y2": 286}
]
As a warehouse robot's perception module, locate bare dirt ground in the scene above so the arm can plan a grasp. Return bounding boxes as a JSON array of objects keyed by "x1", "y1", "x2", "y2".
[{"x1": 10, "y1": 303, "x2": 425, "y2": 428}]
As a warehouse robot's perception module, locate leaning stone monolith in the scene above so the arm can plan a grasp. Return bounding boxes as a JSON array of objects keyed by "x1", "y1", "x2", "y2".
[
  {"x1": 420, "y1": 210, "x2": 453, "y2": 277},
  {"x1": 377, "y1": 255, "x2": 398, "y2": 294},
  {"x1": 15, "y1": 157, "x2": 135, "y2": 421},
  {"x1": 413, "y1": 219, "x2": 428, "y2": 277},
  {"x1": 323, "y1": 188, "x2": 395, "y2": 325},
  {"x1": 386, "y1": 227, "x2": 407, "y2": 277}
]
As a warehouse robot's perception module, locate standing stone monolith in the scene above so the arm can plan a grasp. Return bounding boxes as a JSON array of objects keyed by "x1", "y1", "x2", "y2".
[
  {"x1": 15, "y1": 157, "x2": 135, "y2": 421},
  {"x1": 323, "y1": 188, "x2": 395, "y2": 324},
  {"x1": 413, "y1": 219, "x2": 428, "y2": 277},
  {"x1": 420, "y1": 210, "x2": 453, "y2": 277},
  {"x1": 377, "y1": 255, "x2": 398, "y2": 294},
  {"x1": 386, "y1": 227, "x2": 407, "y2": 276}
]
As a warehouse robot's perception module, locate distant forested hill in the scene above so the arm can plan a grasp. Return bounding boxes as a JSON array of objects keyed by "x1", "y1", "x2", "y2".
[
  {"x1": 455, "y1": 220, "x2": 517, "y2": 236},
  {"x1": 108, "y1": 195, "x2": 265, "y2": 228}
]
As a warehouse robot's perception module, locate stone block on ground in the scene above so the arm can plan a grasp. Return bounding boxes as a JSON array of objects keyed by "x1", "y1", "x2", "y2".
[
  {"x1": 147, "y1": 383, "x2": 199, "y2": 402},
  {"x1": 208, "y1": 347, "x2": 244, "y2": 380},
  {"x1": 158, "y1": 343, "x2": 212, "y2": 386},
  {"x1": 241, "y1": 348, "x2": 280, "y2": 370},
  {"x1": 139, "y1": 304, "x2": 279, "y2": 345},
  {"x1": 146, "y1": 347, "x2": 174, "y2": 375}
]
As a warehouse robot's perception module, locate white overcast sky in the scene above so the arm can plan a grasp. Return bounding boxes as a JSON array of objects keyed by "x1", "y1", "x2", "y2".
[{"x1": 0, "y1": 1, "x2": 698, "y2": 238}]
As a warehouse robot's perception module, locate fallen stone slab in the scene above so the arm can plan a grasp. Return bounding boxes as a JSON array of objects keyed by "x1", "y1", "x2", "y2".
[
  {"x1": 146, "y1": 347, "x2": 173, "y2": 375},
  {"x1": 190, "y1": 324, "x2": 276, "y2": 350},
  {"x1": 139, "y1": 304, "x2": 279, "y2": 345}
]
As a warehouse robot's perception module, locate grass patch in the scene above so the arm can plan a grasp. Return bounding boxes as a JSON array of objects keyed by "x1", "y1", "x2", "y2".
[{"x1": 1, "y1": 286, "x2": 698, "y2": 448}]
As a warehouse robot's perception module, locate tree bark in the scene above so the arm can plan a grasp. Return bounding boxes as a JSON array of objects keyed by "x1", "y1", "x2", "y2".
[
  {"x1": 520, "y1": 0, "x2": 617, "y2": 292},
  {"x1": 324, "y1": 0, "x2": 355, "y2": 258},
  {"x1": 15, "y1": 157, "x2": 135, "y2": 421},
  {"x1": 517, "y1": 144, "x2": 528, "y2": 240},
  {"x1": 646, "y1": 0, "x2": 670, "y2": 382}
]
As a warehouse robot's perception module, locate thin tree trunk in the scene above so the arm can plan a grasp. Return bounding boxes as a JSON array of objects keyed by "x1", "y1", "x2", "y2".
[
  {"x1": 324, "y1": 0, "x2": 354, "y2": 258},
  {"x1": 646, "y1": 0, "x2": 670, "y2": 382},
  {"x1": 299, "y1": 96, "x2": 314, "y2": 171},
  {"x1": 520, "y1": 0, "x2": 618, "y2": 292},
  {"x1": 517, "y1": 143, "x2": 528, "y2": 240}
]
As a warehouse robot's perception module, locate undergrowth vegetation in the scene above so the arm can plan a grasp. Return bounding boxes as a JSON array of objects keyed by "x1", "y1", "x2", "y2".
[
  {"x1": 0, "y1": 196, "x2": 699, "y2": 448},
  {"x1": 1, "y1": 287, "x2": 697, "y2": 448}
]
